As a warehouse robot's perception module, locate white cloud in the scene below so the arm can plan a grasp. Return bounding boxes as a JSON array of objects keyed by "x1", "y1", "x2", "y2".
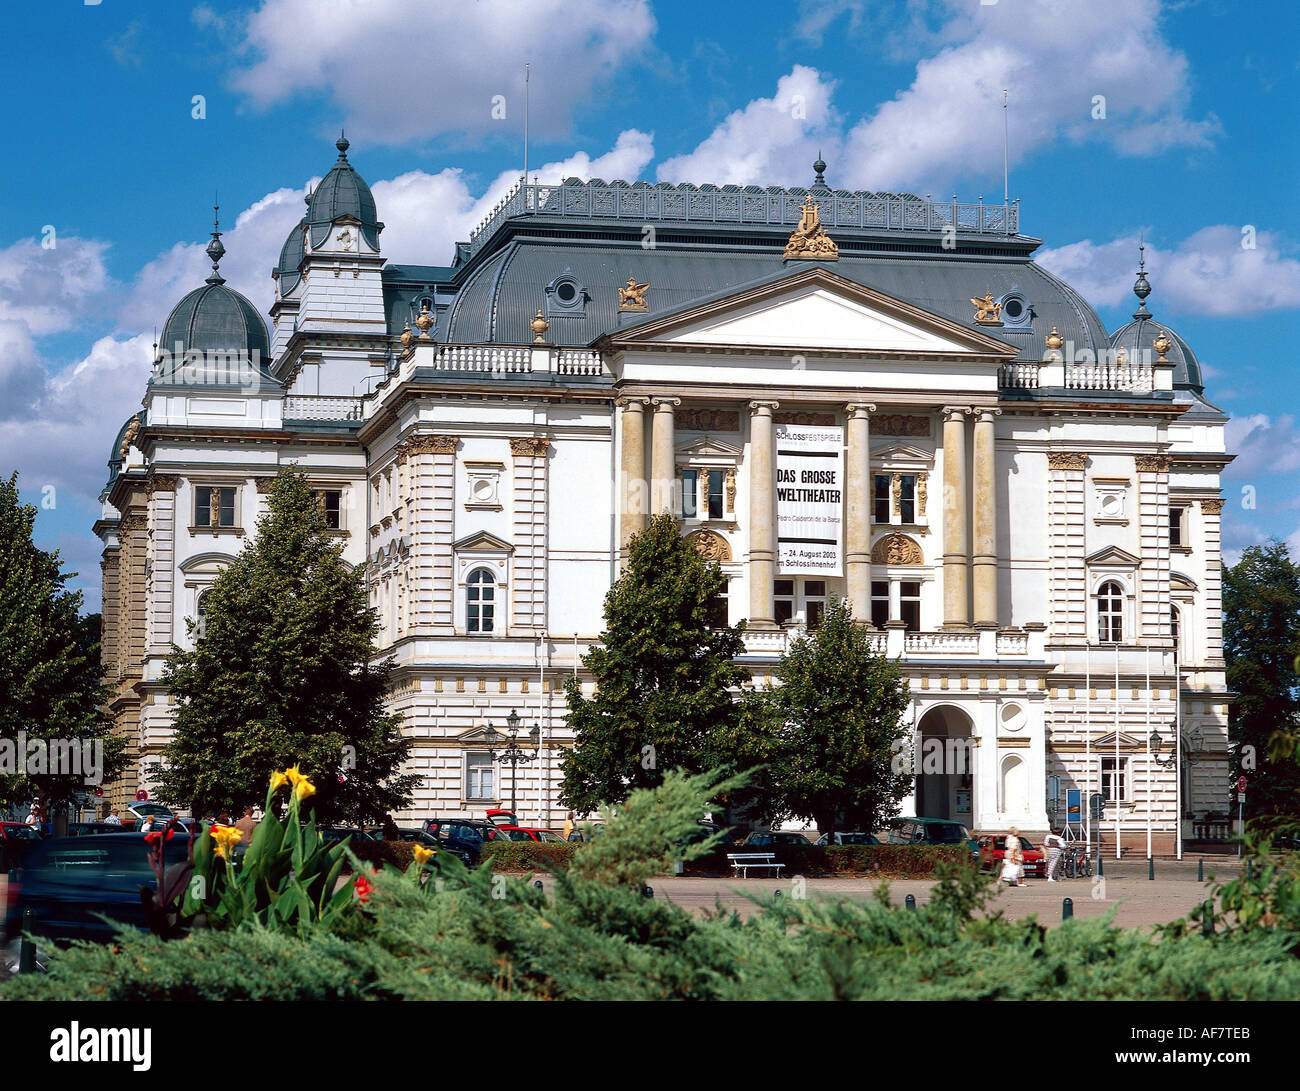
[
  {"x1": 224, "y1": 0, "x2": 655, "y2": 145},
  {"x1": 835, "y1": 0, "x2": 1219, "y2": 192},
  {"x1": 1037, "y1": 227, "x2": 1300, "y2": 318},
  {"x1": 1224, "y1": 413, "x2": 1300, "y2": 481},
  {"x1": 656, "y1": 66, "x2": 839, "y2": 187},
  {"x1": 0, "y1": 236, "x2": 113, "y2": 336}
]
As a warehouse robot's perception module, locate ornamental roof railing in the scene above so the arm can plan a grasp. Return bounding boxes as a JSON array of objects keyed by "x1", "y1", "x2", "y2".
[{"x1": 467, "y1": 177, "x2": 1021, "y2": 258}]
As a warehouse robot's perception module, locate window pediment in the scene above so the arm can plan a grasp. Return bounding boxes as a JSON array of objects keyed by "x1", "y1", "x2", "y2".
[
  {"x1": 453, "y1": 530, "x2": 513, "y2": 554},
  {"x1": 1085, "y1": 545, "x2": 1141, "y2": 568},
  {"x1": 676, "y1": 436, "x2": 741, "y2": 459}
]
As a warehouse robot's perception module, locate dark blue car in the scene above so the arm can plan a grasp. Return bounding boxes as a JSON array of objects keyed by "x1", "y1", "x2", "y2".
[{"x1": 4, "y1": 833, "x2": 192, "y2": 944}]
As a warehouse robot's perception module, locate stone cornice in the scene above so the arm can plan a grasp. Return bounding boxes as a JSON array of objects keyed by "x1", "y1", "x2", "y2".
[
  {"x1": 1200, "y1": 497, "x2": 1225, "y2": 515},
  {"x1": 401, "y1": 435, "x2": 459, "y2": 457},
  {"x1": 146, "y1": 473, "x2": 179, "y2": 495}
]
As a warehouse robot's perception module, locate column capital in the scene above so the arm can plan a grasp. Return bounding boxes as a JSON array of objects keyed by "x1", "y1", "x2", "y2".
[
  {"x1": 748, "y1": 400, "x2": 780, "y2": 413},
  {"x1": 974, "y1": 407, "x2": 1002, "y2": 422},
  {"x1": 651, "y1": 396, "x2": 681, "y2": 409},
  {"x1": 1046, "y1": 451, "x2": 1088, "y2": 471},
  {"x1": 845, "y1": 402, "x2": 877, "y2": 417},
  {"x1": 942, "y1": 405, "x2": 973, "y2": 422},
  {"x1": 615, "y1": 395, "x2": 652, "y2": 409},
  {"x1": 1135, "y1": 454, "x2": 1172, "y2": 474},
  {"x1": 1200, "y1": 497, "x2": 1225, "y2": 515}
]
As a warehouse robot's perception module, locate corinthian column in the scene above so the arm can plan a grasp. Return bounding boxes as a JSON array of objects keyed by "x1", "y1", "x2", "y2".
[
  {"x1": 972, "y1": 408, "x2": 1001, "y2": 628},
  {"x1": 748, "y1": 401, "x2": 780, "y2": 628},
  {"x1": 845, "y1": 403, "x2": 876, "y2": 622},
  {"x1": 617, "y1": 397, "x2": 650, "y2": 555},
  {"x1": 942, "y1": 406, "x2": 972, "y2": 628},
  {"x1": 650, "y1": 397, "x2": 680, "y2": 515}
]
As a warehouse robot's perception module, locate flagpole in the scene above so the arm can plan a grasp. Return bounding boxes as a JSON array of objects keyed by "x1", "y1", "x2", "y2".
[
  {"x1": 1145, "y1": 645, "x2": 1152, "y2": 860},
  {"x1": 1175, "y1": 638, "x2": 1183, "y2": 860}
]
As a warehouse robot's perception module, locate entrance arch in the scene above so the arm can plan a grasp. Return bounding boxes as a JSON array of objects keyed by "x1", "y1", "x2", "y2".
[{"x1": 914, "y1": 705, "x2": 975, "y2": 824}]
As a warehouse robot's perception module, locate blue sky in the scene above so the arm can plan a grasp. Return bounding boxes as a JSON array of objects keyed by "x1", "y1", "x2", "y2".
[{"x1": 2, "y1": 0, "x2": 1297, "y2": 610}]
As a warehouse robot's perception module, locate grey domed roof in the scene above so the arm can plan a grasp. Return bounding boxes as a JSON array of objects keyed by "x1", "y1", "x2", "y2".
[
  {"x1": 305, "y1": 134, "x2": 380, "y2": 251},
  {"x1": 276, "y1": 218, "x2": 306, "y2": 295},
  {"x1": 1107, "y1": 256, "x2": 1202, "y2": 390},
  {"x1": 160, "y1": 281, "x2": 271, "y2": 365}
]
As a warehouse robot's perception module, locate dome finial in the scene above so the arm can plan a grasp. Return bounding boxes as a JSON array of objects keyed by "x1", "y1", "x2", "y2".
[
  {"x1": 812, "y1": 151, "x2": 828, "y2": 189},
  {"x1": 1132, "y1": 233, "x2": 1151, "y2": 319},
  {"x1": 205, "y1": 196, "x2": 226, "y2": 284},
  {"x1": 336, "y1": 129, "x2": 350, "y2": 160}
]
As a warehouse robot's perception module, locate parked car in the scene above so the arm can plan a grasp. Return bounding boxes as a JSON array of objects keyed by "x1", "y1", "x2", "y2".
[
  {"x1": 421, "y1": 819, "x2": 512, "y2": 864},
  {"x1": 501, "y1": 828, "x2": 565, "y2": 842},
  {"x1": 317, "y1": 826, "x2": 381, "y2": 844},
  {"x1": 65, "y1": 823, "x2": 130, "y2": 838},
  {"x1": 978, "y1": 834, "x2": 1047, "y2": 878},
  {"x1": 391, "y1": 828, "x2": 474, "y2": 866},
  {"x1": 813, "y1": 831, "x2": 880, "y2": 846},
  {"x1": 882, "y1": 817, "x2": 979, "y2": 855},
  {"x1": 484, "y1": 809, "x2": 519, "y2": 828},
  {"x1": 0, "y1": 822, "x2": 44, "y2": 870},
  {"x1": 4, "y1": 833, "x2": 191, "y2": 944},
  {"x1": 740, "y1": 831, "x2": 812, "y2": 847}
]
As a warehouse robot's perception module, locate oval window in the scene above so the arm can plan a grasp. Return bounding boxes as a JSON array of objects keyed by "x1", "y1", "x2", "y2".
[
  {"x1": 1003, "y1": 298, "x2": 1023, "y2": 319},
  {"x1": 555, "y1": 281, "x2": 577, "y2": 303}
]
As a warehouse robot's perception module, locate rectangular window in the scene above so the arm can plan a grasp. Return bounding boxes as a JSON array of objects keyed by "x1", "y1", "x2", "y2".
[
  {"x1": 804, "y1": 580, "x2": 826, "y2": 630},
  {"x1": 900, "y1": 580, "x2": 922, "y2": 632},
  {"x1": 194, "y1": 486, "x2": 235, "y2": 528},
  {"x1": 873, "y1": 475, "x2": 891, "y2": 523},
  {"x1": 681, "y1": 469, "x2": 698, "y2": 519},
  {"x1": 900, "y1": 475, "x2": 916, "y2": 523},
  {"x1": 870, "y1": 580, "x2": 890, "y2": 629},
  {"x1": 1168, "y1": 507, "x2": 1185, "y2": 547},
  {"x1": 707, "y1": 579, "x2": 729, "y2": 630},
  {"x1": 706, "y1": 470, "x2": 725, "y2": 520},
  {"x1": 465, "y1": 753, "x2": 495, "y2": 801},
  {"x1": 316, "y1": 490, "x2": 342, "y2": 530},
  {"x1": 1101, "y1": 758, "x2": 1126, "y2": 803},
  {"x1": 774, "y1": 579, "x2": 795, "y2": 625}
]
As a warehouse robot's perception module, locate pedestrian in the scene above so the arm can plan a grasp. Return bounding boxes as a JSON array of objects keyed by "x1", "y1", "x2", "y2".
[
  {"x1": 216, "y1": 811, "x2": 232, "y2": 827},
  {"x1": 1001, "y1": 826, "x2": 1025, "y2": 887},
  {"x1": 234, "y1": 806, "x2": 258, "y2": 844},
  {"x1": 104, "y1": 809, "x2": 122, "y2": 826},
  {"x1": 382, "y1": 814, "x2": 400, "y2": 841},
  {"x1": 139, "y1": 813, "x2": 158, "y2": 834},
  {"x1": 562, "y1": 810, "x2": 575, "y2": 841},
  {"x1": 24, "y1": 802, "x2": 40, "y2": 828},
  {"x1": 1043, "y1": 827, "x2": 1066, "y2": 882}
]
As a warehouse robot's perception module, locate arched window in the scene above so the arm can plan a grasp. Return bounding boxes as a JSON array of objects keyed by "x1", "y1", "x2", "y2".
[
  {"x1": 195, "y1": 590, "x2": 210, "y2": 640},
  {"x1": 467, "y1": 569, "x2": 496, "y2": 635},
  {"x1": 1170, "y1": 605, "x2": 1181, "y2": 660},
  {"x1": 1097, "y1": 580, "x2": 1123, "y2": 643}
]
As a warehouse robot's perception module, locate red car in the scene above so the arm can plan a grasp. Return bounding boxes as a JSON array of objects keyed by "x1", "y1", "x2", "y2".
[
  {"x1": 978, "y1": 834, "x2": 1046, "y2": 878},
  {"x1": 501, "y1": 828, "x2": 565, "y2": 843}
]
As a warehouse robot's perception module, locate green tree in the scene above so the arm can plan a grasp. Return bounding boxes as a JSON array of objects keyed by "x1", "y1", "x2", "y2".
[
  {"x1": 155, "y1": 465, "x2": 416, "y2": 823},
  {"x1": 771, "y1": 597, "x2": 912, "y2": 837},
  {"x1": 0, "y1": 472, "x2": 126, "y2": 814},
  {"x1": 558, "y1": 513, "x2": 749, "y2": 813},
  {"x1": 1223, "y1": 540, "x2": 1300, "y2": 831}
]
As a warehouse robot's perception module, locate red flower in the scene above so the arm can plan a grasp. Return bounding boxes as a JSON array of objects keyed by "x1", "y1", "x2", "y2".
[
  {"x1": 354, "y1": 876, "x2": 374, "y2": 904},
  {"x1": 144, "y1": 832, "x2": 162, "y2": 846}
]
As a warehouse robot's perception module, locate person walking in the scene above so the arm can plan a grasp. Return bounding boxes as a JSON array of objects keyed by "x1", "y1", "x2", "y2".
[
  {"x1": 1001, "y1": 826, "x2": 1026, "y2": 887},
  {"x1": 1043, "y1": 827, "x2": 1066, "y2": 882},
  {"x1": 234, "y1": 806, "x2": 259, "y2": 845},
  {"x1": 104, "y1": 809, "x2": 122, "y2": 826},
  {"x1": 562, "y1": 810, "x2": 575, "y2": 842}
]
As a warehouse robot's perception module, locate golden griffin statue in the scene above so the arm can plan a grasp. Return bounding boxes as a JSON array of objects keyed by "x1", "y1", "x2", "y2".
[
  {"x1": 971, "y1": 292, "x2": 1003, "y2": 325},
  {"x1": 618, "y1": 276, "x2": 650, "y2": 311}
]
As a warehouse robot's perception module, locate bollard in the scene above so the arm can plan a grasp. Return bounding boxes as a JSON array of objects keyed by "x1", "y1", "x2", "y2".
[
  {"x1": 533, "y1": 879, "x2": 543, "y2": 891},
  {"x1": 1062, "y1": 897, "x2": 1073, "y2": 920},
  {"x1": 905, "y1": 894, "x2": 916, "y2": 911},
  {"x1": 1149, "y1": 856, "x2": 1155, "y2": 881},
  {"x1": 774, "y1": 889, "x2": 782, "y2": 900},
  {"x1": 18, "y1": 910, "x2": 35, "y2": 974},
  {"x1": 1201, "y1": 901, "x2": 1214, "y2": 936},
  {"x1": 642, "y1": 884, "x2": 653, "y2": 899},
  {"x1": 1096, "y1": 850, "x2": 1103, "y2": 877},
  {"x1": 1198, "y1": 858, "x2": 1204, "y2": 883},
  {"x1": 1246, "y1": 859, "x2": 1253, "y2": 882}
]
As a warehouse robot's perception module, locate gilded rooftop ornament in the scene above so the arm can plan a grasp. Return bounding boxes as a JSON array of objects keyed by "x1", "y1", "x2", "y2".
[
  {"x1": 1152, "y1": 329, "x2": 1172, "y2": 362},
  {"x1": 783, "y1": 195, "x2": 839, "y2": 262},
  {"x1": 400, "y1": 320, "x2": 414, "y2": 352},
  {"x1": 971, "y1": 292, "x2": 1003, "y2": 325},
  {"x1": 414, "y1": 301, "x2": 434, "y2": 340},
  {"x1": 530, "y1": 309, "x2": 550, "y2": 343},
  {"x1": 618, "y1": 275, "x2": 650, "y2": 311}
]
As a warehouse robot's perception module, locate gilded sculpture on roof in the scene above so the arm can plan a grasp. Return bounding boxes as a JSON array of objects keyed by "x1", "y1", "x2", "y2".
[
  {"x1": 971, "y1": 292, "x2": 1003, "y2": 325},
  {"x1": 783, "y1": 195, "x2": 839, "y2": 261},
  {"x1": 618, "y1": 276, "x2": 650, "y2": 311}
]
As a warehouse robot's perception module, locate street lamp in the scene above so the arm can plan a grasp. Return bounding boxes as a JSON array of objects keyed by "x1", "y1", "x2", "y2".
[
  {"x1": 490, "y1": 709, "x2": 540, "y2": 812},
  {"x1": 1151, "y1": 722, "x2": 1203, "y2": 768}
]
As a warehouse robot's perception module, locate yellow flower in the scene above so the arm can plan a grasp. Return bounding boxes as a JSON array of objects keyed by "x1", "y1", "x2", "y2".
[
  {"x1": 294, "y1": 777, "x2": 316, "y2": 802},
  {"x1": 209, "y1": 824, "x2": 243, "y2": 861},
  {"x1": 285, "y1": 765, "x2": 306, "y2": 787},
  {"x1": 269, "y1": 770, "x2": 289, "y2": 793},
  {"x1": 412, "y1": 844, "x2": 435, "y2": 866}
]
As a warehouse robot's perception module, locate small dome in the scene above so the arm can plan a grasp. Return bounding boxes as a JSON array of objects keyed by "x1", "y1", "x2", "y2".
[
  {"x1": 305, "y1": 133, "x2": 380, "y2": 250},
  {"x1": 160, "y1": 281, "x2": 271, "y2": 368},
  {"x1": 107, "y1": 410, "x2": 145, "y2": 484},
  {"x1": 276, "y1": 219, "x2": 306, "y2": 294},
  {"x1": 1109, "y1": 317, "x2": 1202, "y2": 390}
]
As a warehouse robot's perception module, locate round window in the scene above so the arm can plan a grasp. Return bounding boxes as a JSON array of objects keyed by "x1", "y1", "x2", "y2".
[
  {"x1": 555, "y1": 281, "x2": 577, "y2": 304},
  {"x1": 1003, "y1": 298, "x2": 1023, "y2": 319},
  {"x1": 999, "y1": 703, "x2": 1027, "y2": 732},
  {"x1": 472, "y1": 479, "x2": 494, "y2": 501},
  {"x1": 1100, "y1": 493, "x2": 1122, "y2": 517}
]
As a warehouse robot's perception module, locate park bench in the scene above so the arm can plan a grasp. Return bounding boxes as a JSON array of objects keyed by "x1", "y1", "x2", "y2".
[{"x1": 727, "y1": 852, "x2": 786, "y2": 879}]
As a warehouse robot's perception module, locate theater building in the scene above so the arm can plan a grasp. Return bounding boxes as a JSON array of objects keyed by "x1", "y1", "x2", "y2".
[{"x1": 97, "y1": 139, "x2": 1231, "y2": 846}]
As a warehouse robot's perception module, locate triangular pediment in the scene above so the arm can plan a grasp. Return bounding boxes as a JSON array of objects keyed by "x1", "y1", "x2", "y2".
[
  {"x1": 453, "y1": 530, "x2": 513, "y2": 553},
  {"x1": 871, "y1": 442, "x2": 932, "y2": 462},
  {"x1": 1171, "y1": 571, "x2": 1198, "y2": 591},
  {"x1": 456, "y1": 724, "x2": 508, "y2": 746},
  {"x1": 1085, "y1": 545, "x2": 1142, "y2": 567},
  {"x1": 606, "y1": 267, "x2": 1016, "y2": 358},
  {"x1": 1094, "y1": 731, "x2": 1146, "y2": 751},
  {"x1": 676, "y1": 436, "x2": 742, "y2": 457}
]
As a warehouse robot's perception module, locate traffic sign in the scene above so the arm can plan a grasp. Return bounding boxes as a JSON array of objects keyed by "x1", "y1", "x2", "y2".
[
  {"x1": 1237, "y1": 776, "x2": 1247, "y2": 792},
  {"x1": 93, "y1": 787, "x2": 103, "y2": 797},
  {"x1": 1237, "y1": 792, "x2": 1246, "y2": 803},
  {"x1": 136, "y1": 789, "x2": 148, "y2": 802}
]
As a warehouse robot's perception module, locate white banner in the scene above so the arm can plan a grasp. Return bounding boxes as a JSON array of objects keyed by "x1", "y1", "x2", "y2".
[{"x1": 775, "y1": 422, "x2": 843, "y2": 576}]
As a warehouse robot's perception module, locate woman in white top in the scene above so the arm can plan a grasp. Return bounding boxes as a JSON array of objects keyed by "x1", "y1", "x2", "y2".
[{"x1": 1001, "y1": 827, "x2": 1025, "y2": 887}]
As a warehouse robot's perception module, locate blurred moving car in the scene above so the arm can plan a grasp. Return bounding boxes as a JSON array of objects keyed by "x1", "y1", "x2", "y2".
[
  {"x1": 0, "y1": 822, "x2": 44, "y2": 870},
  {"x1": 316, "y1": 827, "x2": 381, "y2": 844},
  {"x1": 740, "y1": 831, "x2": 812, "y2": 847},
  {"x1": 813, "y1": 831, "x2": 880, "y2": 846},
  {"x1": 978, "y1": 834, "x2": 1047, "y2": 878},
  {"x1": 881, "y1": 817, "x2": 979, "y2": 855},
  {"x1": 4, "y1": 833, "x2": 190, "y2": 944}
]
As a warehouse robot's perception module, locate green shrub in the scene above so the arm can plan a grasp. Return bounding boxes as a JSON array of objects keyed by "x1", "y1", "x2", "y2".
[
  {"x1": 684, "y1": 843, "x2": 971, "y2": 878},
  {"x1": 480, "y1": 841, "x2": 576, "y2": 872},
  {"x1": 345, "y1": 840, "x2": 417, "y2": 872}
]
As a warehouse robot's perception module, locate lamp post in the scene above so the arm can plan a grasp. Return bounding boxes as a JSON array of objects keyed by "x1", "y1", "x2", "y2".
[{"x1": 491, "y1": 710, "x2": 540, "y2": 813}]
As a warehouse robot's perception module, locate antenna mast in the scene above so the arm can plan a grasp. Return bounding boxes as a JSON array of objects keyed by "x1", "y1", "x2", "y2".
[
  {"x1": 1002, "y1": 89, "x2": 1009, "y2": 206},
  {"x1": 523, "y1": 62, "x2": 530, "y2": 188}
]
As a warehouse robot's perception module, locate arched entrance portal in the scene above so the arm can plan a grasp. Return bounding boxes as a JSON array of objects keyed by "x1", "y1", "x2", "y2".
[{"x1": 914, "y1": 706, "x2": 975, "y2": 824}]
